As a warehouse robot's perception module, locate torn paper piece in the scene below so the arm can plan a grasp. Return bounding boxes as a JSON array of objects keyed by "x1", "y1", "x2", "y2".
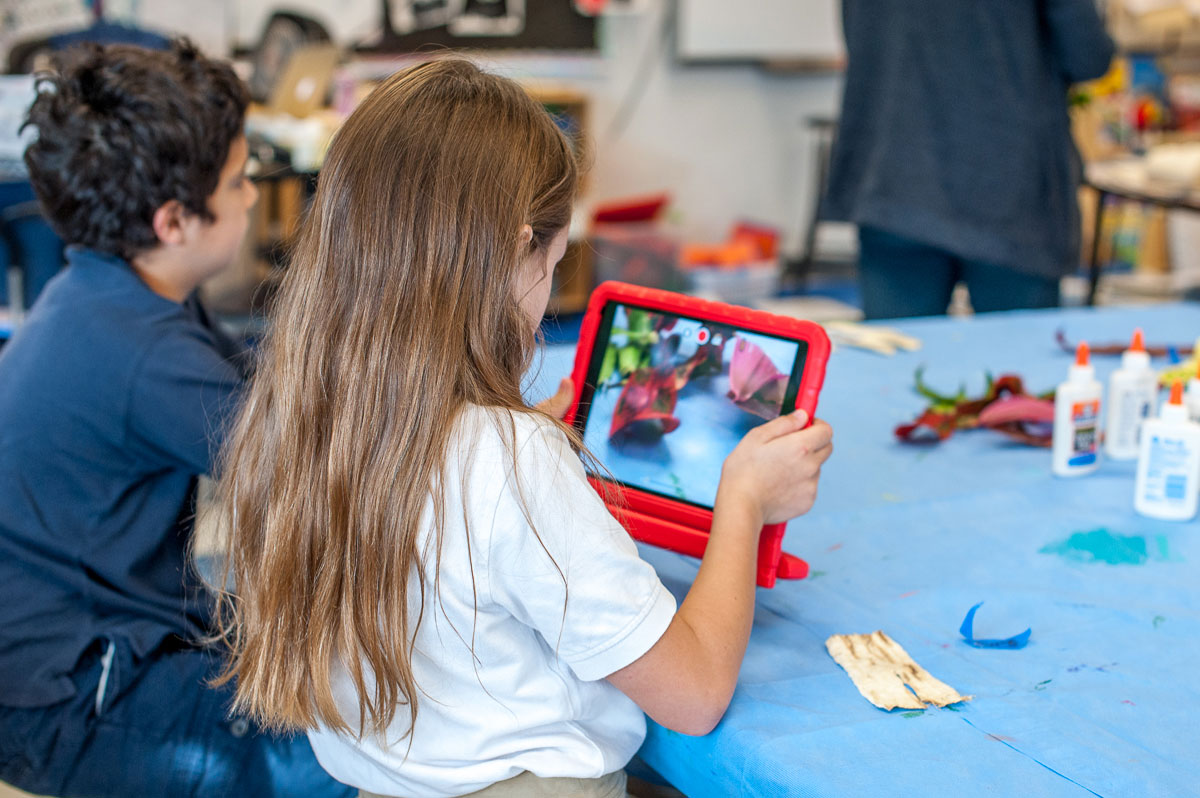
[{"x1": 825, "y1": 631, "x2": 972, "y2": 711}]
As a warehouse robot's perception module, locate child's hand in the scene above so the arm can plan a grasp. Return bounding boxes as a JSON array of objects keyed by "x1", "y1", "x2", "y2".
[
  {"x1": 717, "y1": 410, "x2": 833, "y2": 528},
  {"x1": 612, "y1": 410, "x2": 833, "y2": 735},
  {"x1": 534, "y1": 377, "x2": 574, "y2": 420}
]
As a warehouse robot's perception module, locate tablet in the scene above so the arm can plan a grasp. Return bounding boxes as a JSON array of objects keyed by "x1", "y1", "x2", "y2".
[{"x1": 564, "y1": 282, "x2": 830, "y2": 587}]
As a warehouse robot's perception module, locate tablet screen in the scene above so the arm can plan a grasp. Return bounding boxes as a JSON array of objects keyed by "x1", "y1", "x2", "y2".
[{"x1": 574, "y1": 302, "x2": 809, "y2": 509}]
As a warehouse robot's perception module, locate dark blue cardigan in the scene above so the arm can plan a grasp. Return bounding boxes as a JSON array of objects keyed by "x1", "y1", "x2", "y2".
[{"x1": 825, "y1": 0, "x2": 1114, "y2": 278}]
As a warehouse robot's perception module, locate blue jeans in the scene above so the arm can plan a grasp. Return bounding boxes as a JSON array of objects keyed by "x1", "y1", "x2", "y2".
[
  {"x1": 858, "y1": 226, "x2": 1061, "y2": 319},
  {"x1": 0, "y1": 638, "x2": 354, "y2": 798}
]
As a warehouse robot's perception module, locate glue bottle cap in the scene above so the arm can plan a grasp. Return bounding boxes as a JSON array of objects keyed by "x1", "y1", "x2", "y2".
[
  {"x1": 1160, "y1": 380, "x2": 1189, "y2": 424},
  {"x1": 1121, "y1": 329, "x2": 1151, "y2": 370},
  {"x1": 1069, "y1": 342, "x2": 1096, "y2": 383}
]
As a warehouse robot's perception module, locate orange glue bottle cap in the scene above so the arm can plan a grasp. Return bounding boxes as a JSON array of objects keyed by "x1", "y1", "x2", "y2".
[
  {"x1": 1130, "y1": 329, "x2": 1145, "y2": 352},
  {"x1": 1157, "y1": 379, "x2": 1189, "y2": 423},
  {"x1": 1069, "y1": 341, "x2": 1095, "y2": 382},
  {"x1": 1121, "y1": 330, "x2": 1151, "y2": 369}
]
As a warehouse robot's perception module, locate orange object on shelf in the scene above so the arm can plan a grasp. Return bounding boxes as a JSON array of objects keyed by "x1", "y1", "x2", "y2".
[
  {"x1": 679, "y1": 223, "x2": 780, "y2": 269},
  {"x1": 730, "y1": 221, "x2": 780, "y2": 259},
  {"x1": 679, "y1": 239, "x2": 758, "y2": 268}
]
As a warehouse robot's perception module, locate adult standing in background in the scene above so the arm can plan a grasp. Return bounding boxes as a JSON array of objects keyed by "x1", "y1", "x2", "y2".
[{"x1": 824, "y1": 0, "x2": 1115, "y2": 319}]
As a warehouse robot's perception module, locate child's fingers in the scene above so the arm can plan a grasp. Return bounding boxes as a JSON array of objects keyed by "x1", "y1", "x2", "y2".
[
  {"x1": 805, "y1": 437, "x2": 834, "y2": 474},
  {"x1": 780, "y1": 418, "x2": 832, "y2": 455},
  {"x1": 747, "y1": 409, "x2": 810, "y2": 443},
  {"x1": 786, "y1": 426, "x2": 833, "y2": 479},
  {"x1": 804, "y1": 419, "x2": 834, "y2": 451},
  {"x1": 535, "y1": 377, "x2": 574, "y2": 420}
]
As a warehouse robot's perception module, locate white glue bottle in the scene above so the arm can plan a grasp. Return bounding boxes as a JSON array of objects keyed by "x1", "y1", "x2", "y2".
[
  {"x1": 1104, "y1": 329, "x2": 1159, "y2": 460},
  {"x1": 1186, "y1": 358, "x2": 1200, "y2": 423},
  {"x1": 1134, "y1": 381, "x2": 1200, "y2": 521},
  {"x1": 1053, "y1": 342, "x2": 1103, "y2": 477}
]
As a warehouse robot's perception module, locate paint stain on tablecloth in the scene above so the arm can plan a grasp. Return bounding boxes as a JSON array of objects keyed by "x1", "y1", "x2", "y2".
[{"x1": 1039, "y1": 528, "x2": 1179, "y2": 566}]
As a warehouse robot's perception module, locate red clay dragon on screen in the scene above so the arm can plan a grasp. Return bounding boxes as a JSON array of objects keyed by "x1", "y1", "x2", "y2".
[{"x1": 609, "y1": 332, "x2": 787, "y2": 440}]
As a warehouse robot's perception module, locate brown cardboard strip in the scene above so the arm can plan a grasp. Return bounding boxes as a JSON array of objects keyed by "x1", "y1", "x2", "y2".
[{"x1": 826, "y1": 630, "x2": 971, "y2": 711}]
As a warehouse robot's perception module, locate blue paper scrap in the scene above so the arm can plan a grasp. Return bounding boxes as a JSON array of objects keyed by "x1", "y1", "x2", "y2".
[{"x1": 959, "y1": 602, "x2": 1031, "y2": 649}]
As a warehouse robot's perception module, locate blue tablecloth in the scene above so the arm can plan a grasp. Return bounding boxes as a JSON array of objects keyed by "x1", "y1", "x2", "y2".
[{"x1": 526, "y1": 303, "x2": 1200, "y2": 797}]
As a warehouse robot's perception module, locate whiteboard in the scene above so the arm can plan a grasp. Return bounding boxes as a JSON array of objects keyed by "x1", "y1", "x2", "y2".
[{"x1": 676, "y1": 0, "x2": 843, "y2": 63}]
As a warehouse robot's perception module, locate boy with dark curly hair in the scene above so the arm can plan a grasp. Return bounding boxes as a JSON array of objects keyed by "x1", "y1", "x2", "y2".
[{"x1": 0, "y1": 41, "x2": 353, "y2": 797}]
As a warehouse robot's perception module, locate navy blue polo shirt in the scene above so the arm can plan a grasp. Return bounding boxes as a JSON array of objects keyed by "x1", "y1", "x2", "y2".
[{"x1": 0, "y1": 247, "x2": 247, "y2": 707}]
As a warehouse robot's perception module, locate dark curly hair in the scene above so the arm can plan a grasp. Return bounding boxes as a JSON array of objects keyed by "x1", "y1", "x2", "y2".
[{"x1": 23, "y1": 39, "x2": 249, "y2": 261}]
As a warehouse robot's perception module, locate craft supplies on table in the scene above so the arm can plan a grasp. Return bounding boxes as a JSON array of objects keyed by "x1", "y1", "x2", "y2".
[
  {"x1": 1158, "y1": 340, "x2": 1200, "y2": 386},
  {"x1": 1186, "y1": 361, "x2": 1200, "y2": 421},
  {"x1": 893, "y1": 371, "x2": 1055, "y2": 446},
  {"x1": 1052, "y1": 343, "x2": 1103, "y2": 477},
  {"x1": 525, "y1": 302, "x2": 1200, "y2": 797},
  {"x1": 825, "y1": 631, "x2": 970, "y2": 711},
  {"x1": 1056, "y1": 327, "x2": 1195, "y2": 358},
  {"x1": 1134, "y1": 380, "x2": 1200, "y2": 521},
  {"x1": 1104, "y1": 329, "x2": 1159, "y2": 460},
  {"x1": 958, "y1": 602, "x2": 1031, "y2": 650}
]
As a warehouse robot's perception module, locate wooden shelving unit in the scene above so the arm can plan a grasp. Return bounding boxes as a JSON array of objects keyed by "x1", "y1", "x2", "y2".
[{"x1": 527, "y1": 84, "x2": 593, "y2": 316}]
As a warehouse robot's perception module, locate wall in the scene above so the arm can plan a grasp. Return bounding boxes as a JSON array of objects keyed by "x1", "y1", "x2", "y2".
[
  {"x1": 580, "y1": 7, "x2": 845, "y2": 255},
  {"x1": 58, "y1": 0, "x2": 848, "y2": 258}
]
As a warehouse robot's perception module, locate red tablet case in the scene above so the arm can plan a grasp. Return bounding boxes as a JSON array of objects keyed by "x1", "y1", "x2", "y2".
[{"x1": 563, "y1": 282, "x2": 831, "y2": 588}]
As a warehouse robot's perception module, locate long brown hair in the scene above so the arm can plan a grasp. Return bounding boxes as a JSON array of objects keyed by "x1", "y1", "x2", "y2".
[{"x1": 210, "y1": 58, "x2": 579, "y2": 737}]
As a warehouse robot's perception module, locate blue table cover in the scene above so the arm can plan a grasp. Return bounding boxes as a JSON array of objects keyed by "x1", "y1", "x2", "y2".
[{"x1": 526, "y1": 303, "x2": 1200, "y2": 797}]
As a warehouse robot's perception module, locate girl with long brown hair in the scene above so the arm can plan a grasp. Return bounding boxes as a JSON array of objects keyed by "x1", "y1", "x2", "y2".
[{"x1": 212, "y1": 58, "x2": 833, "y2": 798}]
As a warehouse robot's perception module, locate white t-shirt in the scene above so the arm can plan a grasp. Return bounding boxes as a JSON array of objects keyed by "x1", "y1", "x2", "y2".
[{"x1": 307, "y1": 406, "x2": 677, "y2": 797}]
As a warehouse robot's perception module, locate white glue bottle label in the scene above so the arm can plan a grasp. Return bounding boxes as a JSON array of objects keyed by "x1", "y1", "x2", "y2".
[
  {"x1": 1134, "y1": 381, "x2": 1200, "y2": 521},
  {"x1": 1105, "y1": 329, "x2": 1159, "y2": 460},
  {"x1": 1053, "y1": 342, "x2": 1102, "y2": 477}
]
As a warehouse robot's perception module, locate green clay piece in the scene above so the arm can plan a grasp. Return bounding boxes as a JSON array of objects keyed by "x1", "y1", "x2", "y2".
[{"x1": 599, "y1": 343, "x2": 617, "y2": 386}]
